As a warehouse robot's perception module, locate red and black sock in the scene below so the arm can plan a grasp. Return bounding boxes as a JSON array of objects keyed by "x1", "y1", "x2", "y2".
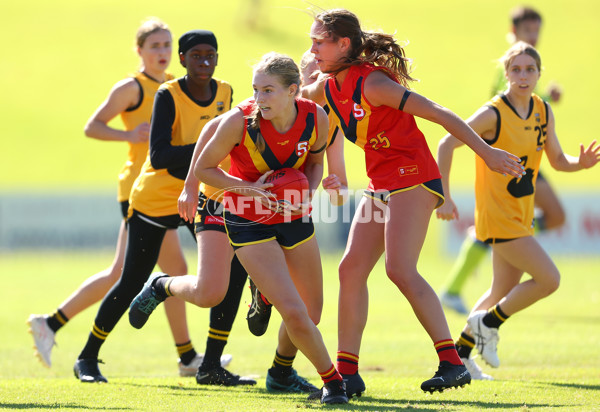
[
  {"x1": 336, "y1": 351, "x2": 359, "y2": 375},
  {"x1": 434, "y1": 339, "x2": 463, "y2": 365},
  {"x1": 319, "y1": 364, "x2": 343, "y2": 384}
]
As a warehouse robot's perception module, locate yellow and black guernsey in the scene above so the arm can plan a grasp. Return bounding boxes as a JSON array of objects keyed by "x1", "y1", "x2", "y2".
[
  {"x1": 117, "y1": 71, "x2": 174, "y2": 203},
  {"x1": 475, "y1": 93, "x2": 548, "y2": 242},
  {"x1": 129, "y1": 77, "x2": 232, "y2": 217}
]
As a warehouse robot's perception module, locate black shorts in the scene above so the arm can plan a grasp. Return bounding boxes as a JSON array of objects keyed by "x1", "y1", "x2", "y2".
[
  {"x1": 120, "y1": 200, "x2": 130, "y2": 219},
  {"x1": 194, "y1": 192, "x2": 226, "y2": 234},
  {"x1": 224, "y1": 212, "x2": 315, "y2": 250},
  {"x1": 363, "y1": 178, "x2": 445, "y2": 208},
  {"x1": 483, "y1": 237, "x2": 517, "y2": 245},
  {"x1": 537, "y1": 170, "x2": 546, "y2": 182},
  {"x1": 129, "y1": 209, "x2": 187, "y2": 230}
]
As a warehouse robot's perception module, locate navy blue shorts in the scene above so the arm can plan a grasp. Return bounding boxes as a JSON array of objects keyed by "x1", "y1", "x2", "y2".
[
  {"x1": 363, "y1": 178, "x2": 445, "y2": 208},
  {"x1": 224, "y1": 212, "x2": 315, "y2": 250}
]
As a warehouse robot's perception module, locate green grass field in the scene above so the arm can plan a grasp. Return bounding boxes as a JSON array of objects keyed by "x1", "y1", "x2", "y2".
[
  {"x1": 2, "y1": 250, "x2": 599, "y2": 411},
  {"x1": 2, "y1": 0, "x2": 600, "y2": 410}
]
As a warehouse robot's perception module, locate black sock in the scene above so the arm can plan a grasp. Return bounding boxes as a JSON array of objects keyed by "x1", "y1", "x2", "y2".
[
  {"x1": 202, "y1": 333, "x2": 228, "y2": 370},
  {"x1": 153, "y1": 276, "x2": 171, "y2": 300},
  {"x1": 177, "y1": 341, "x2": 197, "y2": 365},
  {"x1": 200, "y1": 255, "x2": 248, "y2": 371},
  {"x1": 455, "y1": 332, "x2": 475, "y2": 358},
  {"x1": 47, "y1": 309, "x2": 69, "y2": 333},
  {"x1": 78, "y1": 324, "x2": 108, "y2": 360},
  {"x1": 483, "y1": 304, "x2": 510, "y2": 329},
  {"x1": 269, "y1": 351, "x2": 295, "y2": 378}
]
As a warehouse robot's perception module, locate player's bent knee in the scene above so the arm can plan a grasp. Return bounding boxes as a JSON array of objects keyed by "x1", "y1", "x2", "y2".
[
  {"x1": 307, "y1": 306, "x2": 322, "y2": 326},
  {"x1": 385, "y1": 266, "x2": 417, "y2": 290},
  {"x1": 279, "y1": 304, "x2": 310, "y2": 328},
  {"x1": 339, "y1": 262, "x2": 367, "y2": 285},
  {"x1": 193, "y1": 290, "x2": 227, "y2": 308},
  {"x1": 547, "y1": 212, "x2": 566, "y2": 230},
  {"x1": 538, "y1": 271, "x2": 560, "y2": 297},
  {"x1": 545, "y1": 273, "x2": 561, "y2": 295},
  {"x1": 105, "y1": 266, "x2": 123, "y2": 283}
]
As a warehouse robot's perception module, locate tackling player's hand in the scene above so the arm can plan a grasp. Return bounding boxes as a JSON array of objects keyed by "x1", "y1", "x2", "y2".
[{"x1": 484, "y1": 147, "x2": 525, "y2": 177}]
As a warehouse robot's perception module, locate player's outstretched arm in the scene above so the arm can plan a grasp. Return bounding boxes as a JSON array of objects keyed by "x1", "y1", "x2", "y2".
[
  {"x1": 544, "y1": 106, "x2": 600, "y2": 172},
  {"x1": 364, "y1": 71, "x2": 524, "y2": 178}
]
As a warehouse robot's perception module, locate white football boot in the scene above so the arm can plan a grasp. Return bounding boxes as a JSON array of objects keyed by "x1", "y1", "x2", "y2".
[
  {"x1": 467, "y1": 310, "x2": 500, "y2": 368},
  {"x1": 461, "y1": 356, "x2": 493, "y2": 380},
  {"x1": 178, "y1": 353, "x2": 234, "y2": 377},
  {"x1": 27, "y1": 314, "x2": 56, "y2": 368}
]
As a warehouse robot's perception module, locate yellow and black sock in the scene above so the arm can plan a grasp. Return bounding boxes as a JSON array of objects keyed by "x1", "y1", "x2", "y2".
[
  {"x1": 483, "y1": 304, "x2": 510, "y2": 329},
  {"x1": 336, "y1": 351, "x2": 359, "y2": 375},
  {"x1": 47, "y1": 309, "x2": 68, "y2": 333},
  {"x1": 201, "y1": 257, "x2": 247, "y2": 371},
  {"x1": 434, "y1": 339, "x2": 463, "y2": 365},
  {"x1": 269, "y1": 351, "x2": 295, "y2": 378},
  {"x1": 455, "y1": 332, "x2": 475, "y2": 358},
  {"x1": 202, "y1": 327, "x2": 229, "y2": 369},
  {"x1": 176, "y1": 340, "x2": 197, "y2": 365}
]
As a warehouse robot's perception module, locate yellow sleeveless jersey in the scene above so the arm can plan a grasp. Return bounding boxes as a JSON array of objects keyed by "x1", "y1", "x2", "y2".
[
  {"x1": 200, "y1": 156, "x2": 231, "y2": 202},
  {"x1": 475, "y1": 94, "x2": 548, "y2": 241},
  {"x1": 130, "y1": 78, "x2": 232, "y2": 217},
  {"x1": 117, "y1": 71, "x2": 174, "y2": 202}
]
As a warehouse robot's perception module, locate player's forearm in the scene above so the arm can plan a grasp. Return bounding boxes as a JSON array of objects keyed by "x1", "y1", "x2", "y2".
[
  {"x1": 437, "y1": 135, "x2": 459, "y2": 200},
  {"x1": 548, "y1": 152, "x2": 583, "y2": 172},
  {"x1": 84, "y1": 120, "x2": 131, "y2": 142},
  {"x1": 303, "y1": 161, "x2": 324, "y2": 200}
]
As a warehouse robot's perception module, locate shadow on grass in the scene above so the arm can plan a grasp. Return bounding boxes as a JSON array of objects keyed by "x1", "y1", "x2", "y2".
[
  {"x1": 118, "y1": 380, "x2": 259, "y2": 393},
  {"x1": 538, "y1": 381, "x2": 600, "y2": 391},
  {"x1": 114, "y1": 382, "x2": 567, "y2": 411},
  {"x1": 0, "y1": 403, "x2": 129, "y2": 410},
  {"x1": 295, "y1": 394, "x2": 564, "y2": 411}
]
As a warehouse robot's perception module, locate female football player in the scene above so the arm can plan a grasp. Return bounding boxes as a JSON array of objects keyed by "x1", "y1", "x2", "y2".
[
  {"x1": 437, "y1": 41, "x2": 599, "y2": 377},
  {"x1": 72, "y1": 29, "x2": 250, "y2": 385},
  {"x1": 129, "y1": 52, "x2": 348, "y2": 405},
  {"x1": 439, "y1": 5, "x2": 566, "y2": 323},
  {"x1": 303, "y1": 8, "x2": 525, "y2": 395},
  {"x1": 27, "y1": 18, "x2": 209, "y2": 376}
]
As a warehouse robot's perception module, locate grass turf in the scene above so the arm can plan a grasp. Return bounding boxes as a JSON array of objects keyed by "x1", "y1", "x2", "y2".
[{"x1": 2, "y1": 250, "x2": 599, "y2": 411}]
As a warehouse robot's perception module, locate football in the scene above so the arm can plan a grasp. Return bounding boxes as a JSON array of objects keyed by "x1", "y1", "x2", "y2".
[{"x1": 264, "y1": 168, "x2": 309, "y2": 207}]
